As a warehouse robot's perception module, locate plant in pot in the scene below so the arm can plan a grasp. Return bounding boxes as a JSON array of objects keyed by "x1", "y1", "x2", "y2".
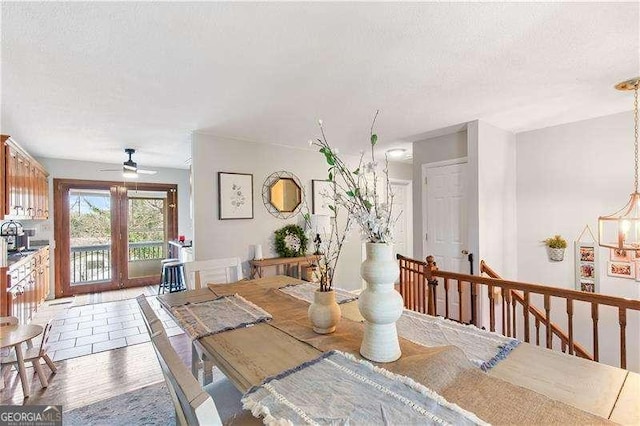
[
  {"x1": 309, "y1": 111, "x2": 403, "y2": 362},
  {"x1": 300, "y1": 196, "x2": 353, "y2": 334},
  {"x1": 544, "y1": 235, "x2": 567, "y2": 261}
]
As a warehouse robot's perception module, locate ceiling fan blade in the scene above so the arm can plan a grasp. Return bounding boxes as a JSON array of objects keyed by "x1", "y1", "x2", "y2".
[
  {"x1": 123, "y1": 164, "x2": 137, "y2": 171},
  {"x1": 137, "y1": 169, "x2": 158, "y2": 175},
  {"x1": 99, "y1": 169, "x2": 121, "y2": 172}
]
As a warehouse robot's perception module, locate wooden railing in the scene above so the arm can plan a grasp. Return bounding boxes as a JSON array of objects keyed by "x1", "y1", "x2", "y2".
[
  {"x1": 397, "y1": 254, "x2": 640, "y2": 369},
  {"x1": 480, "y1": 261, "x2": 592, "y2": 360}
]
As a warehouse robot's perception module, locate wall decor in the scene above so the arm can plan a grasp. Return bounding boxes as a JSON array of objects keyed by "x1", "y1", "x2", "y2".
[
  {"x1": 262, "y1": 171, "x2": 304, "y2": 219},
  {"x1": 610, "y1": 248, "x2": 633, "y2": 262},
  {"x1": 218, "y1": 172, "x2": 254, "y2": 220},
  {"x1": 274, "y1": 224, "x2": 308, "y2": 258},
  {"x1": 312, "y1": 180, "x2": 335, "y2": 217},
  {"x1": 574, "y1": 226, "x2": 599, "y2": 293},
  {"x1": 607, "y1": 261, "x2": 635, "y2": 279}
]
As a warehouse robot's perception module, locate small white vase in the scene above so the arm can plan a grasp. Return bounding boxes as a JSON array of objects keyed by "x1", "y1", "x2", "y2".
[
  {"x1": 548, "y1": 247, "x2": 565, "y2": 262},
  {"x1": 308, "y1": 290, "x2": 341, "y2": 334},
  {"x1": 358, "y1": 242, "x2": 403, "y2": 362}
]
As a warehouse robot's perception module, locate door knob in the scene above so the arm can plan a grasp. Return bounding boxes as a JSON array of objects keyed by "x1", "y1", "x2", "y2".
[{"x1": 461, "y1": 250, "x2": 469, "y2": 255}]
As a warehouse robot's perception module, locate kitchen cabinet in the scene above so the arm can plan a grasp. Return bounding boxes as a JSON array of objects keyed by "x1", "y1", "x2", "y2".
[
  {"x1": 1, "y1": 135, "x2": 50, "y2": 220},
  {"x1": 2, "y1": 246, "x2": 50, "y2": 324}
]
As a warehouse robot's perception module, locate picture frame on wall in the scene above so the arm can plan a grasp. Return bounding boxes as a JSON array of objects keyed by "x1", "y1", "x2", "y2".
[
  {"x1": 218, "y1": 172, "x2": 254, "y2": 220},
  {"x1": 574, "y1": 241, "x2": 599, "y2": 293},
  {"x1": 312, "y1": 179, "x2": 335, "y2": 217},
  {"x1": 610, "y1": 248, "x2": 633, "y2": 262},
  {"x1": 607, "y1": 261, "x2": 635, "y2": 279}
]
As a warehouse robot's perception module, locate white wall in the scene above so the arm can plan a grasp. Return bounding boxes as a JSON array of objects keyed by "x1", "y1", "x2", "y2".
[
  {"x1": 517, "y1": 111, "x2": 640, "y2": 372},
  {"x1": 28, "y1": 157, "x2": 192, "y2": 299},
  {"x1": 191, "y1": 133, "x2": 412, "y2": 291},
  {"x1": 477, "y1": 121, "x2": 517, "y2": 278},
  {"x1": 412, "y1": 130, "x2": 468, "y2": 258}
]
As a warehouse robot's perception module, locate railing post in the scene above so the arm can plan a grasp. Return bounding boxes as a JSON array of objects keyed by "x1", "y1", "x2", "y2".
[
  {"x1": 426, "y1": 256, "x2": 438, "y2": 316},
  {"x1": 619, "y1": 307, "x2": 627, "y2": 369}
]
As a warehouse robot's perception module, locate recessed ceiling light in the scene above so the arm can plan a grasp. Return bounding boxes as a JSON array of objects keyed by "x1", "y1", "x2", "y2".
[{"x1": 386, "y1": 148, "x2": 407, "y2": 158}]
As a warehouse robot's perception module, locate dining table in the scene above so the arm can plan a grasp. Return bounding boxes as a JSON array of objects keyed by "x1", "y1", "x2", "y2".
[
  {"x1": 158, "y1": 275, "x2": 639, "y2": 425},
  {"x1": 0, "y1": 323, "x2": 43, "y2": 397}
]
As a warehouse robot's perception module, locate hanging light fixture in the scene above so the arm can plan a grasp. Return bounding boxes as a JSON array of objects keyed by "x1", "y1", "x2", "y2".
[{"x1": 598, "y1": 77, "x2": 640, "y2": 249}]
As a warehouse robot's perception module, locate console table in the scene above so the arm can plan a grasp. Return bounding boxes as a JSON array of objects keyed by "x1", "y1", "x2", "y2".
[{"x1": 249, "y1": 255, "x2": 321, "y2": 280}]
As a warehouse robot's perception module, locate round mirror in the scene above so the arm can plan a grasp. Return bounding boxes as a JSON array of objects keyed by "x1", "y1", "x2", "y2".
[{"x1": 269, "y1": 178, "x2": 302, "y2": 213}]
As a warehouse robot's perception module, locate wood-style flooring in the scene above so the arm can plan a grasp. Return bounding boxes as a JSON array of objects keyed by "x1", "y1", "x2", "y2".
[{"x1": 1, "y1": 327, "x2": 191, "y2": 410}]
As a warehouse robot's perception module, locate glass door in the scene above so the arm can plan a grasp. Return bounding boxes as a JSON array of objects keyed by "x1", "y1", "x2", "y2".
[
  {"x1": 55, "y1": 179, "x2": 178, "y2": 297},
  {"x1": 123, "y1": 190, "x2": 169, "y2": 287},
  {"x1": 59, "y1": 185, "x2": 121, "y2": 296}
]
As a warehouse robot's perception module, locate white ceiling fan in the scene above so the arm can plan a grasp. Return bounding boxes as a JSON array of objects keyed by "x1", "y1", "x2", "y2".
[{"x1": 100, "y1": 148, "x2": 158, "y2": 178}]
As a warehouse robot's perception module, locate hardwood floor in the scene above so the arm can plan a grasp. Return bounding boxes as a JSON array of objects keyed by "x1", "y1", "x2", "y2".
[{"x1": 1, "y1": 333, "x2": 191, "y2": 410}]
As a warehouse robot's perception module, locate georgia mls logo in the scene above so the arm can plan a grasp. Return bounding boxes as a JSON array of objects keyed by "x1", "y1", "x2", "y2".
[{"x1": 0, "y1": 404, "x2": 62, "y2": 425}]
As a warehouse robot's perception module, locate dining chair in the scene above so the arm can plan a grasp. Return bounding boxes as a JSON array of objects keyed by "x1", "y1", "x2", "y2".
[
  {"x1": 150, "y1": 329, "x2": 223, "y2": 426},
  {"x1": 0, "y1": 319, "x2": 57, "y2": 387},
  {"x1": 184, "y1": 257, "x2": 243, "y2": 290},
  {"x1": 136, "y1": 297, "x2": 258, "y2": 425}
]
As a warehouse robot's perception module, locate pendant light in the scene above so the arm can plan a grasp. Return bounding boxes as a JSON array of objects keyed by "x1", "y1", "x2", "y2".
[{"x1": 598, "y1": 77, "x2": 640, "y2": 249}]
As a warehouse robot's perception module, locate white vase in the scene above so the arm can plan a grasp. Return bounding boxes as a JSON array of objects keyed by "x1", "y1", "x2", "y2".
[
  {"x1": 548, "y1": 247, "x2": 565, "y2": 261},
  {"x1": 308, "y1": 290, "x2": 341, "y2": 334},
  {"x1": 358, "y1": 242, "x2": 403, "y2": 362}
]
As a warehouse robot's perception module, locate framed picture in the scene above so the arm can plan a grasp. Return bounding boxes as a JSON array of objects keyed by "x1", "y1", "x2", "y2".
[
  {"x1": 574, "y1": 241, "x2": 599, "y2": 292},
  {"x1": 312, "y1": 180, "x2": 335, "y2": 217},
  {"x1": 610, "y1": 248, "x2": 632, "y2": 262},
  {"x1": 607, "y1": 261, "x2": 635, "y2": 279},
  {"x1": 218, "y1": 172, "x2": 254, "y2": 220},
  {"x1": 580, "y1": 282, "x2": 595, "y2": 293}
]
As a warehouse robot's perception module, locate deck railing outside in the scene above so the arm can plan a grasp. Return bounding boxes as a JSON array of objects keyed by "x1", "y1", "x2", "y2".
[{"x1": 70, "y1": 241, "x2": 164, "y2": 284}]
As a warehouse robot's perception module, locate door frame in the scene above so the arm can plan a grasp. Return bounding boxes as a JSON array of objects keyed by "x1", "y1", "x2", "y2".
[{"x1": 54, "y1": 178, "x2": 178, "y2": 297}]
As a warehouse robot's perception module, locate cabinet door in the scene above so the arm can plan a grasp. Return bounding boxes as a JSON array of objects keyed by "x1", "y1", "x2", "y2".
[{"x1": 6, "y1": 146, "x2": 17, "y2": 215}]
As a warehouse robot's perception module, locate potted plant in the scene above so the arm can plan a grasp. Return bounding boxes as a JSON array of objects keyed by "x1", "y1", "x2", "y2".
[
  {"x1": 300, "y1": 196, "x2": 352, "y2": 334},
  {"x1": 309, "y1": 111, "x2": 403, "y2": 362},
  {"x1": 544, "y1": 235, "x2": 567, "y2": 261}
]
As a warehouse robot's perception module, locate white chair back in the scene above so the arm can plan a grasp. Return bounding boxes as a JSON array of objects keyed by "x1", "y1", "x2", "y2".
[
  {"x1": 151, "y1": 330, "x2": 222, "y2": 426},
  {"x1": 136, "y1": 295, "x2": 163, "y2": 335},
  {"x1": 184, "y1": 258, "x2": 243, "y2": 289}
]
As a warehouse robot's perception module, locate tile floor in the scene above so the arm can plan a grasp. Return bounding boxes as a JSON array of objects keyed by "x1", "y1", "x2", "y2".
[{"x1": 46, "y1": 297, "x2": 183, "y2": 361}]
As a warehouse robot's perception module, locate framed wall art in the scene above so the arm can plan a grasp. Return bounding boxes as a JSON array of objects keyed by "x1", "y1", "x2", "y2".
[
  {"x1": 607, "y1": 261, "x2": 635, "y2": 279},
  {"x1": 218, "y1": 172, "x2": 254, "y2": 220},
  {"x1": 574, "y1": 240, "x2": 599, "y2": 293},
  {"x1": 312, "y1": 179, "x2": 335, "y2": 217},
  {"x1": 610, "y1": 248, "x2": 633, "y2": 262}
]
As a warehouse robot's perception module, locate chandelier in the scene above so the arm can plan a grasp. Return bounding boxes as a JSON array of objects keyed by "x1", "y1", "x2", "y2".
[{"x1": 598, "y1": 77, "x2": 640, "y2": 249}]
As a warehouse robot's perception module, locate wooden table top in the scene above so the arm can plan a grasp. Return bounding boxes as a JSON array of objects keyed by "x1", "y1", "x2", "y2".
[
  {"x1": 159, "y1": 275, "x2": 638, "y2": 424},
  {"x1": 0, "y1": 324, "x2": 43, "y2": 348}
]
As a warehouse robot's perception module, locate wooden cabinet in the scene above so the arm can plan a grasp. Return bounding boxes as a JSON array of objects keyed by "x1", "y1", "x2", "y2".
[
  {"x1": 2, "y1": 246, "x2": 50, "y2": 324},
  {"x1": 1, "y1": 135, "x2": 50, "y2": 221}
]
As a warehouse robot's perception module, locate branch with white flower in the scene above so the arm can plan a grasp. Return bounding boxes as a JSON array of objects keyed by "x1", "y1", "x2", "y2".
[{"x1": 308, "y1": 111, "x2": 400, "y2": 244}]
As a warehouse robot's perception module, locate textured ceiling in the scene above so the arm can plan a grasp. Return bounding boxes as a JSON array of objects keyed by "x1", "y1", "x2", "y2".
[{"x1": 1, "y1": 2, "x2": 638, "y2": 169}]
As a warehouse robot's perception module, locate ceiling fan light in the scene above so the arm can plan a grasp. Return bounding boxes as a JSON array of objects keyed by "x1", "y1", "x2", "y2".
[{"x1": 123, "y1": 168, "x2": 138, "y2": 179}]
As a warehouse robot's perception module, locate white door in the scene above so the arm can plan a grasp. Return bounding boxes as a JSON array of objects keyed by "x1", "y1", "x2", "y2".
[
  {"x1": 390, "y1": 180, "x2": 412, "y2": 258},
  {"x1": 424, "y1": 160, "x2": 469, "y2": 322}
]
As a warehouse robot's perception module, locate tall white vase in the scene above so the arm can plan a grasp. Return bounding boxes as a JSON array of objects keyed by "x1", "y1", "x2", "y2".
[{"x1": 358, "y1": 242, "x2": 403, "y2": 362}]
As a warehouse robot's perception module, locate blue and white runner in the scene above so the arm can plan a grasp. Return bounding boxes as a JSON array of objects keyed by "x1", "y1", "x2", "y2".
[
  {"x1": 397, "y1": 310, "x2": 520, "y2": 371},
  {"x1": 278, "y1": 282, "x2": 359, "y2": 305},
  {"x1": 242, "y1": 350, "x2": 488, "y2": 426}
]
